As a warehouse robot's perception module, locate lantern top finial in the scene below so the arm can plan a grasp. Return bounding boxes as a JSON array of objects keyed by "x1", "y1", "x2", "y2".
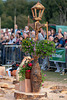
[{"x1": 31, "y1": 2, "x2": 45, "y2": 10}]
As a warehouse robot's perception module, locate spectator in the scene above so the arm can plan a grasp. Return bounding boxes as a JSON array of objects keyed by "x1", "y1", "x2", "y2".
[
  {"x1": 5, "y1": 28, "x2": 9, "y2": 35},
  {"x1": 38, "y1": 30, "x2": 44, "y2": 41},
  {"x1": 1, "y1": 33, "x2": 4, "y2": 41},
  {"x1": 48, "y1": 36, "x2": 54, "y2": 41},
  {"x1": 23, "y1": 26, "x2": 29, "y2": 39},
  {"x1": 19, "y1": 36, "x2": 23, "y2": 45},
  {"x1": 15, "y1": 24, "x2": 18, "y2": 35},
  {"x1": 54, "y1": 33, "x2": 58, "y2": 38},
  {"x1": 8, "y1": 35, "x2": 15, "y2": 44},
  {"x1": 40, "y1": 28, "x2": 44, "y2": 37},
  {"x1": 54, "y1": 33, "x2": 65, "y2": 72},
  {"x1": 58, "y1": 28, "x2": 62, "y2": 34},
  {"x1": 1, "y1": 29, "x2": 4, "y2": 34},
  {"x1": 57, "y1": 33, "x2": 65, "y2": 48},
  {"x1": 10, "y1": 28, "x2": 14, "y2": 34},
  {"x1": 48, "y1": 31, "x2": 51, "y2": 37},
  {"x1": 64, "y1": 32, "x2": 67, "y2": 35},
  {"x1": 15, "y1": 33, "x2": 20, "y2": 44},
  {"x1": 2, "y1": 36, "x2": 6, "y2": 44},
  {"x1": 54, "y1": 37, "x2": 59, "y2": 48},
  {"x1": 30, "y1": 30, "x2": 35, "y2": 41},
  {"x1": 38, "y1": 30, "x2": 48, "y2": 71},
  {"x1": 51, "y1": 29, "x2": 56, "y2": 37},
  {"x1": 64, "y1": 33, "x2": 67, "y2": 44},
  {"x1": 24, "y1": 26, "x2": 29, "y2": 33},
  {"x1": 23, "y1": 32, "x2": 29, "y2": 39},
  {"x1": 5, "y1": 33, "x2": 9, "y2": 40}
]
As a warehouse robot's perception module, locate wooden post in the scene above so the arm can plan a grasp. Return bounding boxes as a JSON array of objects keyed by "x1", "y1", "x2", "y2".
[
  {"x1": 0, "y1": 17, "x2": 1, "y2": 41},
  {"x1": 14, "y1": 16, "x2": 16, "y2": 33},
  {"x1": 28, "y1": 16, "x2": 30, "y2": 25},
  {"x1": 28, "y1": 16, "x2": 30, "y2": 30},
  {"x1": 46, "y1": 22, "x2": 48, "y2": 40}
]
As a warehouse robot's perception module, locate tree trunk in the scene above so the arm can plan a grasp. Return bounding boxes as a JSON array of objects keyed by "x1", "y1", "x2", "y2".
[{"x1": 31, "y1": 55, "x2": 41, "y2": 92}]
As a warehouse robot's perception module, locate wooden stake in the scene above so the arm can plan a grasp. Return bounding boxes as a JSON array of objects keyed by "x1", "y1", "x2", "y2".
[
  {"x1": 46, "y1": 22, "x2": 48, "y2": 40},
  {"x1": 28, "y1": 16, "x2": 30, "y2": 29},
  {"x1": 28, "y1": 16, "x2": 30, "y2": 25},
  {"x1": 14, "y1": 16, "x2": 16, "y2": 33}
]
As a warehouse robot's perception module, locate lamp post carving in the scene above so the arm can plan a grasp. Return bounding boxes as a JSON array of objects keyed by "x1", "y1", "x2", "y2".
[
  {"x1": 28, "y1": 2, "x2": 48, "y2": 40},
  {"x1": 28, "y1": 2, "x2": 49, "y2": 93}
]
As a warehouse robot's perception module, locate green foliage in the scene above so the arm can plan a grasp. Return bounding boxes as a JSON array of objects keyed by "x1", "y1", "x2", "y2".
[
  {"x1": 36, "y1": 40, "x2": 56, "y2": 58},
  {"x1": 19, "y1": 60, "x2": 32, "y2": 81},
  {"x1": 49, "y1": 11, "x2": 60, "y2": 25},
  {"x1": 40, "y1": 70, "x2": 46, "y2": 87},
  {"x1": 19, "y1": 66, "x2": 26, "y2": 81},
  {"x1": 0, "y1": 0, "x2": 67, "y2": 28},
  {"x1": 41, "y1": 70, "x2": 46, "y2": 83},
  {"x1": 17, "y1": 14, "x2": 33, "y2": 29},
  {"x1": 22, "y1": 38, "x2": 35, "y2": 55},
  {"x1": 41, "y1": 0, "x2": 67, "y2": 25},
  {"x1": 1, "y1": 13, "x2": 13, "y2": 28},
  {"x1": 21, "y1": 38, "x2": 56, "y2": 58},
  {"x1": 0, "y1": 0, "x2": 4, "y2": 15}
]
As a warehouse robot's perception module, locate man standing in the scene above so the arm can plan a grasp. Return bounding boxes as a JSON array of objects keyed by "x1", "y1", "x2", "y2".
[
  {"x1": 57, "y1": 33, "x2": 65, "y2": 48},
  {"x1": 55, "y1": 33, "x2": 65, "y2": 72},
  {"x1": 15, "y1": 24, "x2": 18, "y2": 35}
]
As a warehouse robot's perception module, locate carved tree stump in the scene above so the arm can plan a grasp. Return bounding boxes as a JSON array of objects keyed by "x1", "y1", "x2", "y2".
[{"x1": 31, "y1": 55, "x2": 41, "y2": 92}]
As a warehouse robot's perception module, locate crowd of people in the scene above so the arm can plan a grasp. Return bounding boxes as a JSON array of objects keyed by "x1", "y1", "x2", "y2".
[
  {"x1": 0, "y1": 24, "x2": 67, "y2": 73},
  {"x1": 0, "y1": 24, "x2": 67, "y2": 47},
  {"x1": 1, "y1": 25, "x2": 67, "y2": 47}
]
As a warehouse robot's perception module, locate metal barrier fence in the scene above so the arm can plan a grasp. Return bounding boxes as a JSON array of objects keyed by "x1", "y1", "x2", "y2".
[
  {"x1": 0, "y1": 44, "x2": 42, "y2": 66},
  {"x1": 0, "y1": 44, "x2": 67, "y2": 68},
  {"x1": 49, "y1": 48, "x2": 67, "y2": 68},
  {"x1": 1, "y1": 45, "x2": 23, "y2": 65}
]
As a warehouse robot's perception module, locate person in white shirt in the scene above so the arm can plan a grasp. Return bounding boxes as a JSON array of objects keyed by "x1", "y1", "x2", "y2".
[
  {"x1": 38, "y1": 30, "x2": 44, "y2": 41},
  {"x1": 15, "y1": 24, "x2": 18, "y2": 35},
  {"x1": 8, "y1": 35, "x2": 15, "y2": 44},
  {"x1": 23, "y1": 26, "x2": 30, "y2": 39},
  {"x1": 24, "y1": 26, "x2": 29, "y2": 33}
]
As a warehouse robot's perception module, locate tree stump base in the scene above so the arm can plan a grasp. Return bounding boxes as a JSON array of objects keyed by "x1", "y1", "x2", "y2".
[
  {"x1": 31, "y1": 56, "x2": 41, "y2": 92},
  {"x1": 15, "y1": 79, "x2": 31, "y2": 93},
  {"x1": 14, "y1": 90, "x2": 47, "y2": 100}
]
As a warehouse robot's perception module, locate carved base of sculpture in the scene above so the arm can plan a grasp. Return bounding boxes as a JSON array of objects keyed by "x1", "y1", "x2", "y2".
[{"x1": 31, "y1": 55, "x2": 41, "y2": 92}]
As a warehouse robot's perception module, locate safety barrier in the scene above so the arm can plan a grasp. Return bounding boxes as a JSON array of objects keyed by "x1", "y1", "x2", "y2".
[
  {"x1": 0, "y1": 44, "x2": 67, "y2": 68},
  {"x1": 49, "y1": 48, "x2": 67, "y2": 68},
  {"x1": 1, "y1": 45, "x2": 22, "y2": 65}
]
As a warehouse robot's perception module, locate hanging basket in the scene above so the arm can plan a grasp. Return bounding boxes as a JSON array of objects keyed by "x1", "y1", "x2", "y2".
[{"x1": 25, "y1": 70, "x2": 31, "y2": 79}]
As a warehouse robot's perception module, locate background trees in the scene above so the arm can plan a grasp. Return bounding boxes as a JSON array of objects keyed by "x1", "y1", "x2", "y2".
[
  {"x1": 0, "y1": 0, "x2": 67, "y2": 28},
  {"x1": 41, "y1": 0, "x2": 67, "y2": 25}
]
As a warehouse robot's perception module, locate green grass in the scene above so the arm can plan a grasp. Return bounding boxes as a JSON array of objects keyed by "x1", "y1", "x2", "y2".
[{"x1": 42, "y1": 70, "x2": 67, "y2": 84}]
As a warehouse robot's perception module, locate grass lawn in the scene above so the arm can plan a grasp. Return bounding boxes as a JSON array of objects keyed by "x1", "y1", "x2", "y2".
[{"x1": 42, "y1": 70, "x2": 67, "y2": 84}]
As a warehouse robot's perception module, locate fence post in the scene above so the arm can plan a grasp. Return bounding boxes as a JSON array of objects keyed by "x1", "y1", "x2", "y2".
[{"x1": 14, "y1": 16, "x2": 16, "y2": 34}]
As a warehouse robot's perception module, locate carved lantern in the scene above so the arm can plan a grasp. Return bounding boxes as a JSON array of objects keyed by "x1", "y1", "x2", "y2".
[{"x1": 31, "y1": 2, "x2": 45, "y2": 21}]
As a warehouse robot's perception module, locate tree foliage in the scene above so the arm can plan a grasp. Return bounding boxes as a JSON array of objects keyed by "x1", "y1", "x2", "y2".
[
  {"x1": 41, "y1": 0, "x2": 67, "y2": 25},
  {"x1": 0, "y1": 0, "x2": 67, "y2": 28}
]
